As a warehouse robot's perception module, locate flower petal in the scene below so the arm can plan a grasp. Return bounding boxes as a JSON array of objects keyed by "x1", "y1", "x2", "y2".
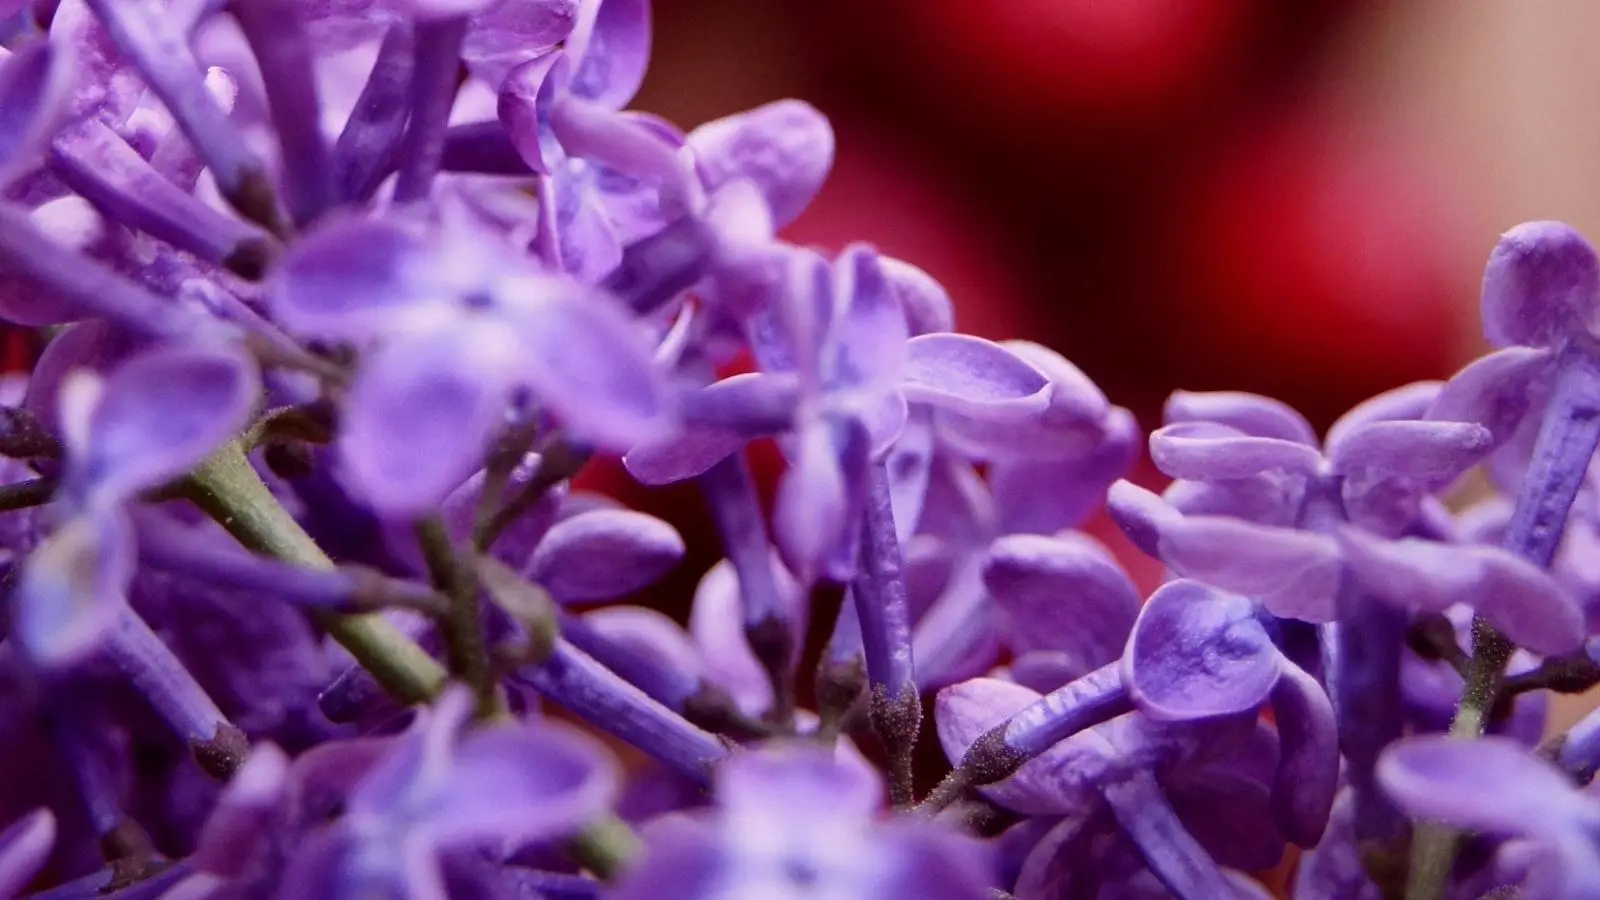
[
  {"x1": 825, "y1": 243, "x2": 908, "y2": 396},
  {"x1": 622, "y1": 428, "x2": 749, "y2": 485},
  {"x1": 881, "y1": 256, "x2": 952, "y2": 336},
  {"x1": 1163, "y1": 389, "x2": 1318, "y2": 445},
  {"x1": 496, "y1": 51, "x2": 566, "y2": 174},
  {"x1": 988, "y1": 409, "x2": 1140, "y2": 533},
  {"x1": 0, "y1": 809, "x2": 55, "y2": 899},
  {"x1": 1480, "y1": 220, "x2": 1600, "y2": 349},
  {"x1": 1426, "y1": 345, "x2": 1553, "y2": 446},
  {"x1": 0, "y1": 40, "x2": 74, "y2": 187},
  {"x1": 565, "y1": 0, "x2": 650, "y2": 110},
  {"x1": 1325, "y1": 419, "x2": 1493, "y2": 487},
  {"x1": 511, "y1": 289, "x2": 672, "y2": 450},
  {"x1": 1123, "y1": 579, "x2": 1281, "y2": 720},
  {"x1": 71, "y1": 344, "x2": 259, "y2": 504},
  {"x1": 14, "y1": 510, "x2": 132, "y2": 668},
  {"x1": 430, "y1": 722, "x2": 619, "y2": 843},
  {"x1": 983, "y1": 532, "x2": 1139, "y2": 667},
  {"x1": 1156, "y1": 510, "x2": 1340, "y2": 622},
  {"x1": 1324, "y1": 381, "x2": 1443, "y2": 449},
  {"x1": 1378, "y1": 735, "x2": 1596, "y2": 839},
  {"x1": 340, "y1": 324, "x2": 517, "y2": 516},
  {"x1": 527, "y1": 508, "x2": 684, "y2": 602},
  {"x1": 689, "y1": 559, "x2": 771, "y2": 714},
  {"x1": 688, "y1": 98, "x2": 833, "y2": 229},
  {"x1": 1268, "y1": 661, "x2": 1339, "y2": 847},
  {"x1": 462, "y1": 0, "x2": 576, "y2": 90},
  {"x1": 1149, "y1": 421, "x2": 1323, "y2": 481},
  {"x1": 899, "y1": 333, "x2": 1050, "y2": 422},
  {"x1": 1338, "y1": 529, "x2": 1585, "y2": 656},
  {"x1": 773, "y1": 420, "x2": 847, "y2": 582}
]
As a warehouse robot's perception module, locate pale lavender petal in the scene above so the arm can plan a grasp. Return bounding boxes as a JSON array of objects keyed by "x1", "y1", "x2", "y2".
[
  {"x1": 565, "y1": 0, "x2": 650, "y2": 109},
  {"x1": 510, "y1": 289, "x2": 671, "y2": 450},
  {"x1": 1338, "y1": 528, "x2": 1585, "y2": 655},
  {"x1": 882, "y1": 255, "x2": 952, "y2": 335},
  {"x1": 1325, "y1": 419, "x2": 1493, "y2": 487},
  {"x1": 689, "y1": 559, "x2": 771, "y2": 713},
  {"x1": 1163, "y1": 389, "x2": 1318, "y2": 446},
  {"x1": 339, "y1": 324, "x2": 518, "y2": 516},
  {"x1": 1162, "y1": 475, "x2": 1304, "y2": 528},
  {"x1": 1378, "y1": 735, "x2": 1597, "y2": 839},
  {"x1": 983, "y1": 532, "x2": 1139, "y2": 665},
  {"x1": 900, "y1": 333, "x2": 1050, "y2": 422},
  {"x1": 1480, "y1": 220, "x2": 1600, "y2": 350},
  {"x1": 826, "y1": 243, "x2": 908, "y2": 395},
  {"x1": 773, "y1": 420, "x2": 846, "y2": 582},
  {"x1": 1149, "y1": 421, "x2": 1323, "y2": 480},
  {"x1": 688, "y1": 98, "x2": 833, "y2": 229},
  {"x1": 1324, "y1": 381, "x2": 1444, "y2": 449},
  {"x1": 935, "y1": 677, "x2": 1107, "y2": 814},
  {"x1": 527, "y1": 508, "x2": 684, "y2": 602},
  {"x1": 1004, "y1": 340, "x2": 1112, "y2": 425},
  {"x1": 496, "y1": 51, "x2": 564, "y2": 174},
  {"x1": 988, "y1": 407, "x2": 1140, "y2": 533},
  {"x1": 428, "y1": 723, "x2": 618, "y2": 843},
  {"x1": 14, "y1": 511, "x2": 132, "y2": 668},
  {"x1": 1123, "y1": 579, "x2": 1280, "y2": 720},
  {"x1": 0, "y1": 809, "x2": 55, "y2": 898},
  {"x1": 885, "y1": 411, "x2": 933, "y2": 545},
  {"x1": 1426, "y1": 345, "x2": 1553, "y2": 446},
  {"x1": 69, "y1": 344, "x2": 258, "y2": 504},
  {"x1": 461, "y1": 0, "x2": 577, "y2": 89},
  {"x1": 622, "y1": 428, "x2": 749, "y2": 485},
  {"x1": 581, "y1": 605, "x2": 705, "y2": 690},
  {"x1": 717, "y1": 742, "x2": 883, "y2": 823}
]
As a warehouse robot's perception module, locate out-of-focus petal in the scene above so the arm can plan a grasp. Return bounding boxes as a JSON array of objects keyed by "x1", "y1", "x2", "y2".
[
  {"x1": 428, "y1": 722, "x2": 618, "y2": 842},
  {"x1": 689, "y1": 98, "x2": 833, "y2": 229},
  {"x1": 462, "y1": 0, "x2": 576, "y2": 89},
  {"x1": 339, "y1": 323, "x2": 517, "y2": 516},
  {"x1": 65, "y1": 344, "x2": 257, "y2": 505},
  {"x1": 14, "y1": 510, "x2": 133, "y2": 668},
  {"x1": 623, "y1": 428, "x2": 749, "y2": 485},
  {"x1": 0, "y1": 40, "x2": 75, "y2": 187},
  {"x1": 527, "y1": 508, "x2": 684, "y2": 602},
  {"x1": 565, "y1": 0, "x2": 650, "y2": 110},
  {"x1": 1379, "y1": 735, "x2": 1598, "y2": 840},
  {"x1": 882, "y1": 256, "x2": 952, "y2": 335},
  {"x1": 772, "y1": 421, "x2": 846, "y2": 582},
  {"x1": 1480, "y1": 220, "x2": 1600, "y2": 350},
  {"x1": 0, "y1": 809, "x2": 55, "y2": 899},
  {"x1": 269, "y1": 214, "x2": 437, "y2": 340},
  {"x1": 1325, "y1": 419, "x2": 1492, "y2": 488},
  {"x1": 825, "y1": 243, "x2": 908, "y2": 396},
  {"x1": 1324, "y1": 381, "x2": 1443, "y2": 449}
]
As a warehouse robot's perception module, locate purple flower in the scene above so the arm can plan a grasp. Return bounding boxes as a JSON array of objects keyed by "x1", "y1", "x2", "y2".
[
  {"x1": 269, "y1": 206, "x2": 671, "y2": 515},
  {"x1": 610, "y1": 744, "x2": 996, "y2": 900},
  {"x1": 1380, "y1": 735, "x2": 1600, "y2": 900},
  {"x1": 0, "y1": 808, "x2": 55, "y2": 898},
  {"x1": 280, "y1": 685, "x2": 618, "y2": 898}
]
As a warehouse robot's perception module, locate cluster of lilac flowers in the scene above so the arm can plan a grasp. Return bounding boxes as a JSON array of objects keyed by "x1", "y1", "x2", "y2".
[{"x1": 1, "y1": 1, "x2": 1600, "y2": 898}]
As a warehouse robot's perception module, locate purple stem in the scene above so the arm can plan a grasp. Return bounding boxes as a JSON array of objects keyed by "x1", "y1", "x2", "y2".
[
  {"x1": 229, "y1": 0, "x2": 330, "y2": 226},
  {"x1": 512, "y1": 638, "x2": 728, "y2": 786},
  {"x1": 603, "y1": 214, "x2": 714, "y2": 315},
  {"x1": 1545, "y1": 701, "x2": 1600, "y2": 783},
  {"x1": 1504, "y1": 345, "x2": 1600, "y2": 565},
  {"x1": 439, "y1": 121, "x2": 529, "y2": 175},
  {"x1": 101, "y1": 607, "x2": 248, "y2": 779},
  {"x1": 1100, "y1": 766, "x2": 1240, "y2": 899},
  {"x1": 332, "y1": 23, "x2": 414, "y2": 205},
  {"x1": 699, "y1": 453, "x2": 794, "y2": 721},
  {"x1": 50, "y1": 119, "x2": 274, "y2": 277},
  {"x1": 852, "y1": 461, "x2": 920, "y2": 804},
  {"x1": 392, "y1": 16, "x2": 467, "y2": 203},
  {"x1": 82, "y1": 0, "x2": 283, "y2": 233}
]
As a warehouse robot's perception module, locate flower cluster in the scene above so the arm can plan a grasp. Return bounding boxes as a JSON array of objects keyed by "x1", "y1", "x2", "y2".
[{"x1": 0, "y1": 2, "x2": 1595, "y2": 899}]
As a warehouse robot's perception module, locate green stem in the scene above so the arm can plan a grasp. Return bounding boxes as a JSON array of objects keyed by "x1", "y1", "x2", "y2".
[
  {"x1": 414, "y1": 516, "x2": 501, "y2": 718},
  {"x1": 185, "y1": 442, "x2": 446, "y2": 705},
  {"x1": 567, "y1": 813, "x2": 641, "y2": 882},
  {"x1": 1405, "y1": 616, "x2": 1513, "y2": 900}
]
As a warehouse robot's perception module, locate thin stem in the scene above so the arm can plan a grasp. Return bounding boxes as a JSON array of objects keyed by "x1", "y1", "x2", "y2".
[
  {"x1": 1499, "y1": 652, "x2": 1600, "y2": 698},
  {"x1": 184, "y1": 441, "x2": 446, "y2": 706},
  {"x1": 414, "y1": 516, "x2": 499, "y2": 719}
]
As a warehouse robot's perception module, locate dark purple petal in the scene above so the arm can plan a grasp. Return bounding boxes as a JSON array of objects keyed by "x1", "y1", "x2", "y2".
[
  {"x1": 983, "y1": 532, "x2": 1139, "y2": 666},
  {"x1": 1481, "y1": 220, "x2": 1600, "y2": 349},
  {"x1": 875, "y1": 821, "x2": 998, "y2": 899},
  {"x1": 899, "y1": 333, "x2": 1050, "y2": 422},
  {"x1": 496, "y1": 51, "x2": 565, "y2": 174},
  {"x1": 1123, "y1": 579, "x2": 1281, "y2": 720},
  {"x1": 1268, "y1": 661, "x2": 1339, "y2": 847},
  {"x1": 1338, "y1": 528, "x2": 1585, "y2": 655},
  {"x1": 1164, "y1": 771, "x2": 1286, "y2": 872},
  {"x1": 565, "y1": 0, "x2": 648, "y2": 109},
  {"x1": 1163, "y1": 389, "x2": 1319, "y2": 446},
  {"x1": 0, "y1": 39, "x2": 74, "y2": 187},
  {"x1": 0, "y1": 809, "x2": 55, "y2": 898},
  {"x1": 1325, "y1": 419, "x2": 1493, "y2": 487},
  {"x1": 605, "y1": 819, "x2": 723, "y2": 900},
  {"x1": 1098, "y1": 766, "x2": 1243, "y2": 900},
  {"x1": 1149, "y1": 421, "x2": 1323, "y2": 480},
  {"x1": 1290, "y1": 791, "x2": 1383, "y2": 900},
  {"x1": 688, "y1": 98, "x2": 833, "y2": 229},
  {"x1": 338, "y1": 325, "x2": 517, "y2": 516},
  {"x1": 67, "y1": 344, "x2": 258, "y2": 504},
  {"x1": 527, "y1": 508, "x2": 684, "y2": 602},
  {"x1": 1378, "y1": 735, "x2": 1596, "y2": 839}
]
